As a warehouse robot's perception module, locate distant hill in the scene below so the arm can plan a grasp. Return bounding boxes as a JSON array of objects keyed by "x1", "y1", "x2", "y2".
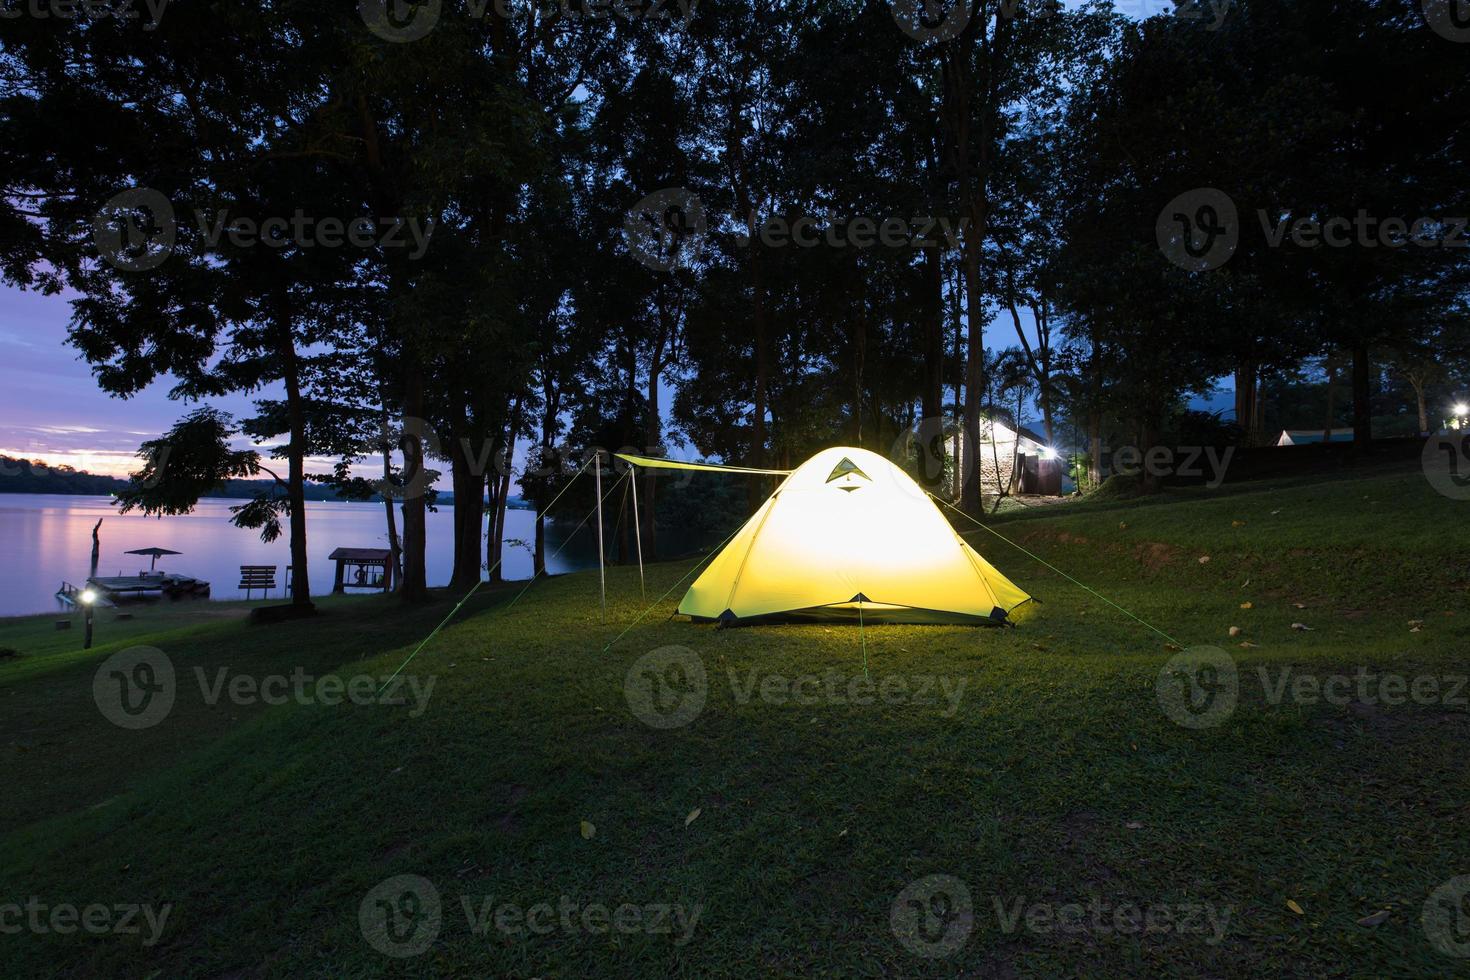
[
  {"x1": 0, "y1": 455, "x2": 343, "y2": 501},
  {"x1": 0, "y1": 454, "x2": 531, "y2": 507}
]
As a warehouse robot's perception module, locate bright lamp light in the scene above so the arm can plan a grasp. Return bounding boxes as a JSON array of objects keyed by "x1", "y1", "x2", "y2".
[
  {"x1": 1455, "y1": 403, "x2": 1468, "y2": 416},
  {"x1": 79, "y1": 588, "x2": 98, "y2": 605}
]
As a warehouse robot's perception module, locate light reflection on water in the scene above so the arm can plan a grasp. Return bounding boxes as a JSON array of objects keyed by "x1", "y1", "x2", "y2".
[{"x1": 0, "y1": 494, "x2": 598, "y2": 617}]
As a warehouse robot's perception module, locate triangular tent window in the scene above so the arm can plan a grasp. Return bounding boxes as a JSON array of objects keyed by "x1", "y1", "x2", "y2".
[{"x1": 826, "y1": 456, "x2": 870, "y2": 485}]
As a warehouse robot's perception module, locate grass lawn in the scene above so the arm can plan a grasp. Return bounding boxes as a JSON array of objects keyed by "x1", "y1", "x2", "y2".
[{"x1": 1, "y1": 462, "x2": 1466, "y2": 977}]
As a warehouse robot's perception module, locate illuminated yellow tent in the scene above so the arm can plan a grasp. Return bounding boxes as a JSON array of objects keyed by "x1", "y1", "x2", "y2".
[{"x1": 665, "y1": 447, "x2": 1032, "y2": 626}]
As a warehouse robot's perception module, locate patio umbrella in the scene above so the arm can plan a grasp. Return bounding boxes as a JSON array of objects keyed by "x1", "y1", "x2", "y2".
[{"x1": 126, "y1": 546, "x2": 181, "y2": 571}]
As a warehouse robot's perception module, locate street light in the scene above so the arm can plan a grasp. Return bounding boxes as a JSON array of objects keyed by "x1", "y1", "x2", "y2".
[{"x1": 79, "y1": 588, "x2": 98, "y2": 650}]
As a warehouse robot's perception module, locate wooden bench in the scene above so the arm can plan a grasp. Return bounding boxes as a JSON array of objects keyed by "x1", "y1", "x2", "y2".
[{"x1": 238, "y1": 565, "x2": 277, "y2": 600}]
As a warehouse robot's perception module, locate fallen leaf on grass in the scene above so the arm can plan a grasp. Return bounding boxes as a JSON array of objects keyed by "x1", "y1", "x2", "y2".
[
  {"x1": 1125, "y1": 821, "x2": 1143, "y2": 830},
  {"x1": 1238, "y1": 641, "x2": 1258, "y2": 648},
  {"x1": 1229, "y1": 626, "x2": 1242, "y2": 637},
  {"x1": 1240, "y1": 601, "x2": 1253, "y2": 610},
  {"x1": 1287, "y1": 900, "x2": 1304, "y2": 915},
  {"x1": 1198, "y1": 556, "x2": 1211, "y2": 564},
  {"x1": 685, "y1": 808, "x2": 701, "y2": 826},
  {"x1": 1357, "y1": 910, "x2": 1390, "y2": 927},
  {"x1": 1293, "y1": 602, "x2": 1307, "y2": 609},
  {"x1": 1232, "y1": 520, "x2": 1246, "y2": 527},
  {"x1": 1291, "y1": 623, "x2": 1314, "y2": 632},
  {"x1": 1164, "y1": 643, "x2": 1182, "y2": 652},
  {"x1": 580, "y1": 820, "x2": 596, "y2": 840}
]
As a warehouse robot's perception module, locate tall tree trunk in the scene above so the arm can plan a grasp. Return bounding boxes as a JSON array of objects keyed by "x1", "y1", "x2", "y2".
[
  {"x1": 853, "y1": 276, "x2": 867, "y2": 445},
  {"x1": 960, "y1": 239, "x2": 986, "y2": 516},
  {"x1": 951, "y1": 264, "x2": 964, "y2": 502},
  {"x1": 1234, "y1": 361, "x2": 1258, "y2": 446},
  {"x1": 381, "y1": 402, "x2": 402, "y2": 590},
  {"x1": 1411, "y1": 377, "x2": 1428, "y2": 434},
  {"x1": 1350, "y1": 344, "x2": 1373, "y2": 452},
  {"x1": 1088, "y1": 409, "x2": 1103, "y2": 488},
  {"x1": 912, "y1": 246, "x2": 946, "y2": 490},
  {"x1": 400, "y1": 361, "x2": 428, "y2": 602},
  {"x1": 449, "y1": 428, "x2": 483, "y2": 590},
  {"x1": 281, "y1": 339, "x2": 313, "y2": 610},
  {"x1": 1322, "y1": 355, "x2": 1338, "y2": 443},
  {"x1": 643, "y1": 370, "x2": 661, "y2": 560}
]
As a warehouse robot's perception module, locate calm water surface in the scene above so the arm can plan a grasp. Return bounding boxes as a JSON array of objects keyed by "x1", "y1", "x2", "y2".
[{"x1": 0, "y1": 494, "x2": 598, "y2": 617}]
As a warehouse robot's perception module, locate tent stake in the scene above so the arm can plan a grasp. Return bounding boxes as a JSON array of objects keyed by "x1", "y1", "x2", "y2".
[
  {"x1": 595, "y1": 450, "x2": 606, "y2": 618},
  {"x1": 629, "y1": 462, "x2": 646, "y2": 600}
]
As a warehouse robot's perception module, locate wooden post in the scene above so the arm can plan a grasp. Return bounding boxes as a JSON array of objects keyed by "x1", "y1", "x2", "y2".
[{"x1": 333, "y1": 558, "x2": 345, "y2": 594}]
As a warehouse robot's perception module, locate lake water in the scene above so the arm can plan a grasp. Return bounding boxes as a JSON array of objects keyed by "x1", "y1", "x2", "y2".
[{"x1": 0, "y1": 494, "x2": 600, "y2": 617}]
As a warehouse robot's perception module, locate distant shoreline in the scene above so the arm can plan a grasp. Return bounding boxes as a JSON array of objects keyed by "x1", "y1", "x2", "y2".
[{"x1": 0, "y1": 489, "x2": 535, "y2": 509}]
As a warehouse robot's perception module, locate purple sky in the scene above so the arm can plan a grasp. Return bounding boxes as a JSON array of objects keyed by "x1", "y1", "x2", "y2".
[
  {"x1": 2, "y1": 279, "x2": 1233, "y2": 484},
  {"x1": 0, "y1": 284, "x2": 270, "y2": 477}
]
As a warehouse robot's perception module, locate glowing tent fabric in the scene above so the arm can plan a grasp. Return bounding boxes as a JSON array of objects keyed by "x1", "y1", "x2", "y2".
[{"x1": 677, "y1": 447, "x2": 1032, "y2": 626}]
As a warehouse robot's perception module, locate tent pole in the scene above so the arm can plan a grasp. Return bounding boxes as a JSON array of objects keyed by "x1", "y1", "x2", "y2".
[
  {"x1": 595, "y1": 451, "x2": 606, "y2": 618},
  {"x1": 629, "y1": 462, "x2": 645, "y2": 599}
]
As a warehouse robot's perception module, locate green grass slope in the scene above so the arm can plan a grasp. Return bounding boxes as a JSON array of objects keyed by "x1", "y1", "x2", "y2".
[{"x1": 0, "y1": 464, "x2": 1466, "y2": 977}]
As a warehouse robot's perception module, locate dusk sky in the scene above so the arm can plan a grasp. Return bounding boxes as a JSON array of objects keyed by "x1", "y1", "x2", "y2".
[
  {"x1": 0, "y1": 284, "x2": 271, "y2": 477},
  {"x1": 1, "y1": 280, "x2": 1233, "y2": 482}
]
